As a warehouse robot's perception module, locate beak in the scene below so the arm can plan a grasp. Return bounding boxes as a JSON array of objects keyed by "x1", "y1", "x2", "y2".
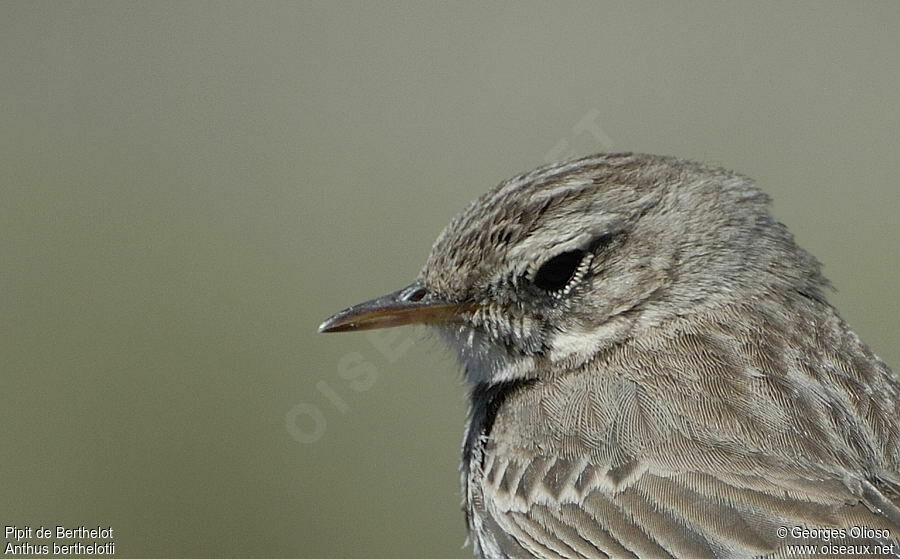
[{"x1": 318, "y1": 282, "x2": 468, "y2": 333}]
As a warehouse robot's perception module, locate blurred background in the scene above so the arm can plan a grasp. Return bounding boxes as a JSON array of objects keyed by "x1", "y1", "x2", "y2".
[{"x1": 2, "y1": 2, "x2": 899, "y2": 558}]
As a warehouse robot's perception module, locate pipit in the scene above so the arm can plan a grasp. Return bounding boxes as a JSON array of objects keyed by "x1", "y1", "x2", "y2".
[{"x1": 320, "y1": 153, "x2": 900, "y2": 558}]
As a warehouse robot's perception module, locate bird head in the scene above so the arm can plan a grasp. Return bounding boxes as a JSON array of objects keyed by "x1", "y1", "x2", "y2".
[{"x1": 320, "y1": 153, "x2": 827, "y2": 384}]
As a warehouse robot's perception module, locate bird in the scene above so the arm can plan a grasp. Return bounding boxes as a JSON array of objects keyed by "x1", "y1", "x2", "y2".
[{"x1": 319, "y1": 153, "x2": 900, "y2": 558}]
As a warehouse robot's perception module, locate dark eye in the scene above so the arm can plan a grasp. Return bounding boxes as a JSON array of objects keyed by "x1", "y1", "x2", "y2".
[{"x1": 533, "y1": 250, "x2": 586, "y2": 292}]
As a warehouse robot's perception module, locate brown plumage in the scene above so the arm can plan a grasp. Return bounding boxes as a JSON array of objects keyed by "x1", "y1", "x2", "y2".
[{"x1": 321, "y1": 153, "x2": 900, "y2": 558}]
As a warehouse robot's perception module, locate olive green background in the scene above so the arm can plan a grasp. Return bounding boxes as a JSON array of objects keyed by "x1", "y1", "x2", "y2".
[{"x1": 2, "y1": 2, "x2": 899, "y2": 558}]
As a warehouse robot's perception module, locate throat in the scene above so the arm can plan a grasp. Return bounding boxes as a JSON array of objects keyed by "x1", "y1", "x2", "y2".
[{"x1": 433, "y1": 324, "x2": 538, "y2": 384}]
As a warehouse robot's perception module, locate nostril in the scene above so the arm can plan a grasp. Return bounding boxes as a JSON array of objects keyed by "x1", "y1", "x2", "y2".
[{"x1": 402, "y1": 285, "x2": 428, "y2": 302}]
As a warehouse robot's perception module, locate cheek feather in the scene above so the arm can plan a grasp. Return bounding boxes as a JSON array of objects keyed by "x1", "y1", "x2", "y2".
[
  {"x1": 549, "y1": 328, "x2": 599, "y2": 362},
  {"x1": 547, "y1": 315, "x2": 637, "y2": 366}
]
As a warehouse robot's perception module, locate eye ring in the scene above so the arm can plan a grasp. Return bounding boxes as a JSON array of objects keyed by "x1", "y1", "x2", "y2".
[{"x1": 532, "y1": 249, "x2": 592, "y2": 295}]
